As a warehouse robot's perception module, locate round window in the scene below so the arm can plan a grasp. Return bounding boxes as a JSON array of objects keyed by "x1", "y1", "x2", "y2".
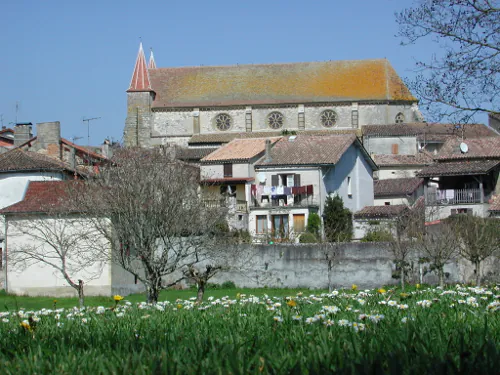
[
  {"x1": 320, "y1": 110, "x2": 338, "y2": 128},
  {"x1": 395, "y1": 113, "x2": 405, "y2": 124},
  {"x1": 215, "y1": 113, "x2": 232, "y2": 131},
  {"x1": 267, "y1": 112, "x2": 284, "y2": 129}
]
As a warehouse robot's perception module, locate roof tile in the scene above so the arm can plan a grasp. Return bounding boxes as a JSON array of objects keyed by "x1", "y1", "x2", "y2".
[
  {"x1": 201, "y1": 138, "x2": 281, "y2": 163},
  {"x1": 0, "y1": 149, "x2": 75, "y2": 173},
  {"x1": 362, "y1": 123, "x2": 497, "y2": 140},
  {"x1": 417, "y1": 160, "x2": 500, "y2": 177},
  {"x1": 373, "y1": 152, "x2": 434, "y2": 167},
  {"x1": 436, "y1": 137, "x2": 500, "y2": 160},
  {"x1": 354, "y1": 205, "x2": 408, "y2": 219}
]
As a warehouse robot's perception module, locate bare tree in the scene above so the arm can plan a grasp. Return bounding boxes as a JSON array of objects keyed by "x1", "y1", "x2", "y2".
[
  {"x1": 8, "y1": 214, "x2": 105, "y2": 307},
  {"x1": 451, "y1": 215, "x2": 500, "y2": 285},
  {"x1": 388, "y1": 204, "x2": 424, "y2": 290},
  {"x1": 397, "y1": 0, "x2": 500, "y2": 122},
  {"x1": 415, "y1": 220, "x2": 459, "y2": 287},
  {"x1": 75, "y1": 148, "x2": 228, "y2": 303}
]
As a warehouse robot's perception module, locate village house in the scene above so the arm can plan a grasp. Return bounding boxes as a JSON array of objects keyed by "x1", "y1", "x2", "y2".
[
  {"x1": 373, "y1": 177, "x2": 424, "y2": 206},
  {"x1": 0, "y1": 181, "x2": 141, "y2": 297},
  {"x1": 0, "y1": 127, "x2": 15, "y2": 154},
  {"x1": 200, "y1": 134, "x2": 377, "y2": 240},
  {"x1": 417, "y1": 137, "x2": 500, "y2": 220}
]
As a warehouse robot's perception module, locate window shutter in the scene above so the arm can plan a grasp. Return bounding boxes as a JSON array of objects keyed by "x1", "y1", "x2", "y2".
[
  {"x1": 294, "y1": 174, "x2": 301, "y2": 187},
  {"x1": 223, "y1": 164, "x2": 233, "y2": 177},
  {"x1": 271, "y1": 175, "x2": 279, "y2": 186},
  {"x1": 391, "y1": 144, "x2": 399, "y2": 155}
]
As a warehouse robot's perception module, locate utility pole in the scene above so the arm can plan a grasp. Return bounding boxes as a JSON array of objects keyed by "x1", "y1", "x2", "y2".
[{"x1": 82, "y1": 117, "x2": 101, "y2": 165}]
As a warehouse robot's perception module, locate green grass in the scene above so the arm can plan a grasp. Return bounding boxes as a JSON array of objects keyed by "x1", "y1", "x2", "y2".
[{"x1": 0, "y1": 285, "x2": 498, "y2": 374}]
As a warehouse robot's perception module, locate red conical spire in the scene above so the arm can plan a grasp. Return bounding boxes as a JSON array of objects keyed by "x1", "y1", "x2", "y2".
[
  {"x1": 148, "y1": 48, "x2": 157, "y2": 69},
  {"x1": 127, "y1": 42, "x2": 152, "y2": 92}
]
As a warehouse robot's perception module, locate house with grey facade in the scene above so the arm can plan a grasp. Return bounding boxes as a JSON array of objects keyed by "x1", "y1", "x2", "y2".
[
  {"x1": 417, "y1": 137, "x2": 500, "y2": 220},
  {"x1": 124, "y1": 43, "x2": 422, "y2": 149},
  {"x1": 374, "y1": 177, "x2": 424, "y2": 206}
]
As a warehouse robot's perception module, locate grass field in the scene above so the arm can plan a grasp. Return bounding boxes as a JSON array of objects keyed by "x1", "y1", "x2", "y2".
[{"x1": 0, "y1": 285, "x2": 498, "y2": 374}]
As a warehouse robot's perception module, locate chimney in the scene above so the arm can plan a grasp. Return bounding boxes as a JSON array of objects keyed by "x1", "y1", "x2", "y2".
[
  {"x1": 13, "y1": 123, "x2": 33, "y2": 146},
  {"x1": 265, "y1": 139, "x2": 272, "y2": 163},
  {"x1": 101, "y1": 139, "x2": 113, "y2": 159},
  {"x1": 37, "y1": 121, "x2": 61, "y2": 155}
]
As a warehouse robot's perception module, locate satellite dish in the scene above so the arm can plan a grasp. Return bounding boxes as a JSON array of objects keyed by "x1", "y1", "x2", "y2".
[
  {"x1": 460, "y1": 142, "x2": 468, "y2": 153},
  {"x1": 257, "y1": 172, "x2": 266, "y2": 183}
]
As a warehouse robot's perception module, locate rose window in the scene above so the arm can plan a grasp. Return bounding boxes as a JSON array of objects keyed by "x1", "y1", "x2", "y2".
[
  {"x1": 320, "y1": 110, "x2": 338, "y2": 127},
  {"x1": 267, "y1": 112, "x2": 284, "y2": 129},
  {"x1": 215, "y1": 113, "x2": 232, "y2": 131}
]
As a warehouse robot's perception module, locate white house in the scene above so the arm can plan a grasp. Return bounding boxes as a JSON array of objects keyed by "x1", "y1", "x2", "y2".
[{"x1": 0, "y1": 181, "x2": 142, "y2": 297}]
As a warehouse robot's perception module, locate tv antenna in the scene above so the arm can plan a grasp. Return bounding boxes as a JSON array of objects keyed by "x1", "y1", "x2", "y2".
[
  {"x1": 83, "y1": 117, "x2": 101, "y2": 164},
  {"x1": 71, "y1": 136, "x2": 83, "y2": 144}
]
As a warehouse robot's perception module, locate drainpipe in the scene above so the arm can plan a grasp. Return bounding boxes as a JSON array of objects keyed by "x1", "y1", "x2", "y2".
[{"x1": 3, "y1": 217, "x2": 8, "y2": 293}]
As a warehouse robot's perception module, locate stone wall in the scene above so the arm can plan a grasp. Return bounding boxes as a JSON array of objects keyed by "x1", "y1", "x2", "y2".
[{"x1": 202, "y1": 242, "x2": 499, "y2": 289}]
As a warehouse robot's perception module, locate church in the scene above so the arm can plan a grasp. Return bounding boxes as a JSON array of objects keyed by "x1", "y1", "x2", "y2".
[{"x1": 124, "y1": 43, "x2": 423, "y2": 148}]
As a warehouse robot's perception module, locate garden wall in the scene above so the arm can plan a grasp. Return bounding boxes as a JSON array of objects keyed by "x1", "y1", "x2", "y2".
[{"x1": 206, "y1": 243, "x2": 499, "y2": 289}]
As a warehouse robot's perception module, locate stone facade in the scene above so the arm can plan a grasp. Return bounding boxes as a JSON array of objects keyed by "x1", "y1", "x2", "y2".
[{"x1": 127, "y1": 101, "x2": 421, "y2": 148}]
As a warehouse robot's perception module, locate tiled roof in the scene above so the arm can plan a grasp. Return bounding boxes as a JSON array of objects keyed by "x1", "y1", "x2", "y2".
[
  {"x1": 354, "y1": 205, "x2": 408, "y2": 219},
  {"x1": 374, "y1": 177, "x2": 424, "y2": 197},
  {"x1": 61, "y1": 139, "x2": 107, "y2": 161},
  {"x1": 489, "y1": 195, "x2": 500, "y2": 212},
  {"x1": 175, "y1": 147, "x2": 218, "y2": 161},
  {"x1": 0, "y1": 181, "x2": 77, "y2": 214},
  {"x1": 435, "y1": 137, "x2": 500, "y2": 160},
  {"x1": 0, "y1": 149, "x2": 75, "y2": 173},
  {"x1": 149, "y1": 59, "x2": 416, "y2": 108},
  {"x1": 373, "y1": 152, "x2": 434, "y2": 166},
  {"x1": 188, "y1": 129, "x2": 361, "y2": 145},
  {"x1": 256, "y1": 134, "x2": 360, "y2": 167},
  {"x1": 201, "y1": 138, "x2": 281, "y2": 163},
  {"x1": 362, "y1": 123, "x2": 497, "y2": 141},
  {"x1": 416, "y1": 160, "x2": 500, "y2": 177},
  {"x1": 127, "y1": 43, "x2": 152, "y2": 92}
]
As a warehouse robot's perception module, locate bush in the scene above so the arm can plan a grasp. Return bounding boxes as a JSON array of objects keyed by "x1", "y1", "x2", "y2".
[
  {"x1": 323, "y1": 195, "x2": 353, "y2": 242},
  {"x1": 361, "y1": 229, "x2": 394, "y2": 242},
  {"x1": 306, "y1": 213, "x2": 321, "y2": 237},
  {"x1": 299, "y1": 232, "x2": 319, "y2": 243},
  {"x1": 221, "y1": 280, "x2": 236, "y2": 289}
]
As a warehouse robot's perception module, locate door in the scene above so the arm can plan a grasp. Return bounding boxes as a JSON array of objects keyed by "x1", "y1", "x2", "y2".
[{"x1": 293, "y1": 214, "x2": 305, "y2": 233}]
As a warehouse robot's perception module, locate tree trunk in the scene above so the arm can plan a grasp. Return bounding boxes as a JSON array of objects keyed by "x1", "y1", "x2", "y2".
[
  {"x1": 327, "y1": 260, "x2": 333, "y2": 292},
  {"x1": 196, "y1": 280, "x2": 206, "y2": 303},
  {"x1": 78, "y1": 279, "x2": 85, "y2": 308},
  {"x1": 400, "y1": 265, "x2": 406, "y2": 291},
  {"x1": 147, "y1": 285, "x2": 159, "y2": 304},
  {"x1": 475, "y1": 260, "x2": 481, "y2": 286},
  {"x1": 438, "y1": 267, "x2": 445, "y2": 288}
]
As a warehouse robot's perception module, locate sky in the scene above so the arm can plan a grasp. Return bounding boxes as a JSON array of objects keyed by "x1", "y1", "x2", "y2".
[{"x1": 1, "y1": 0, "x2": 443, "y2": 146}]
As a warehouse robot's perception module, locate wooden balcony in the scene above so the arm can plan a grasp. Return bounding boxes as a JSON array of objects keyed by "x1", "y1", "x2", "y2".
[
  {"x1": 203, "y1": 198, "x2": 248, "y2": 213},
  {"x1": 426, "y1": 188, "x2": 483, "y2": 205}
]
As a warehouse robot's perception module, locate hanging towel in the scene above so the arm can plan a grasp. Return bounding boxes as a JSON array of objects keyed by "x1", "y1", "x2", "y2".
[
  {"x1": 284, "y1": 187, "x2": 292, "y2": 195},
  {"x1": 291, "y1": 187, "x2": 298, "y2": 195},
  {"x1": 271, "y1": 186, "x2": 277, "y2": 195},
  {"x1": 277, "y1": 186, "x2": 284, "y2": 195},
  {"x1": 306, "y1": 185, "x2": 313, "y2": 195},
  {"x1": 251, "y1": 184, "x2": 257, "y2": 197},
  {"x1": 264, "y1": 186, "x2": 271, "y2": 195},
  {"x1": 445, "y1": 189, "x2": 455, "y2": 199}
]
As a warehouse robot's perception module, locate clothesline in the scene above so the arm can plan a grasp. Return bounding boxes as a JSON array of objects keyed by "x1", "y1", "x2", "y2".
[{"x1": 250, "y1": 184, "x2": 313, "y2": 197}]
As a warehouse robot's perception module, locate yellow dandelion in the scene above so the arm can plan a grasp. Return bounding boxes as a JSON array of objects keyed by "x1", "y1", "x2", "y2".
[
  {"x1": 287, "y1": 300, "x2": 297, "y2": 307},
  {"x1": 416, "y1": 284, "x2": 421, "y2": 289},
  {"x1": 177, "y1": 304, "x2": 183, "y2": 309},
  {"x1": 236, "y1": 293, "x2": 241, "y2": 299},
  {"x1": 351, "y1": 284, "x2": 358, "y2": 291},
  {"x1": 377, "y1": 288, "x2": 387, "y2": 294},
  {"x1": 113, "y1": 295, "x2": 124, "y2": 302},
  {"x1": 20, "y1": 321, "x2": 31, "y2": 331}
]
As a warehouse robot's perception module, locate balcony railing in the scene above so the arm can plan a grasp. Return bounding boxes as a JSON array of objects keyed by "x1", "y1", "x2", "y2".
[
  {"x1": 426, "y1": 188, "x2": 482, "y2": 205},
  {"x1": 249, "y1": 197, "x2": 319, "y2": 210}
]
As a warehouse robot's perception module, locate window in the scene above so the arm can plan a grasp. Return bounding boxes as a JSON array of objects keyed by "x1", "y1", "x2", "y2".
[
  {"x1": 320, "y1": 110, "x2": 337, "y2": 128},
  {"x1": 215, "y1": 113, "x2": 232, "y2": 131},
  {"x1": 267, "y1": 112, "x2": 284, "y2": 129},
  {"x1": 272, "y1": 214, "x2": 289, "y2": 238},
  {"x1": 293, "y1": 214, "x2": 305, "y2": 233},
  {"x1": 286, "y1": 174, "x2": 295, "y2": 187},
  {"x1": 385, "y1": 202, "x2": 391, "y2": 206},
  {"x1": 256, "y1": 215, "x2": 268, "y2": 234},
  {"x1": 347, "y1": 176, "x2": 352, "y2": 196},
  {"x1": 395, "y1": 113, "x2": 405, "y2": 124},
  {"x1": 220, "y1": 184, "x2": 236, "y2": 197},
  {"x1": 223, "y1": 163, "x2": 233, "y2": 177}
]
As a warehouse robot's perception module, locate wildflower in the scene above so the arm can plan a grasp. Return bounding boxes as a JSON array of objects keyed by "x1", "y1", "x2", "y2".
[
  {"x1": 20, "y1": 320, "x2": 31, "y2": 331},
  {"x1": 416, "y1": 300, "x2": 432, "y2": 308},
  {"x1": 113, "y1": 295, "x2": 124, "y2": 302},
  {"x1": 116, "y1": 312, "x2": 124, "y2": 318},
  {"x1": 369, "y1": 314, "x2": 385, "y2": 323},
  {"x1": 2, "y1": 318, "x2": 9, "y2": 323},
  {"x1": 416, "y1": 284, "x2": 421, "y2": 289},
  {"x1": 323, "y1": 319, "x2": 334, "y2": 326},
  {"x1": 177, "y1": 304, "x2": 183, "y2": 309},
  {"x1": 297, "y1": 292, "x2": 303, "y2": 297},
  {"x1": 358, "y1": 314, "x2": 367, "y2": 321},
  {"x1": 357, "y1": 299, "x2": 366, "y2": 305},
  {"x1": 273, "y1": 316, "x2": 283, "y2": 323},
  {"x1": 141, "y1": 314, "x2": 151, "y2": 319},
  {"x1": 236, "y1": 293, "x2": 241, "y2": 299},
  {"x1": 400, "y1": 293, "x2": 409, "y2": 299},
  {"x1": 292, "y1": 315, "x2": 302, "y2": 321},
  {"x1": 338, "y1": 319, "x2": 351, "y2": 327},
  {"x1": 388, "y1": 300, "x2": 397, "y2": 307},
  {"x1": 287, "y1": 300, "x2": 297, "y2": 307},
  {"x1": 305, "y1": 317, "x2": 316, "y2": 324},
  {"x1": 398, "y1": 304, "x2": 409, "y2": 310},
  {"x1": 96, "y1": 306, "x2": 106, "y2": 314},
  {"x1": 377, "y1": 288, "x2": 386, "y2": 294},
  {"x1": 351, "y1": 284, "x2": 358, "y2": 291},
  {"x1": 401, "y1": 317, "x2": 408, "y2": 323},
  {"x1": 81, "y1": 318, "x2": 88, "y2": 324},
  {"x1": 54, "y1": 313, "x2": 61, "y2": 320}
]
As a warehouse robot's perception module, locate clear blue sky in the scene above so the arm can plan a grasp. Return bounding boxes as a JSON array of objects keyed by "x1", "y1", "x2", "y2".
[{"x1": 2, "y1": 0, "x2": 439, "y2": 146}]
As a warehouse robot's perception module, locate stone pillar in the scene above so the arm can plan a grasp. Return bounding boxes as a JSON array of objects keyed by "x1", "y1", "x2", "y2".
[
  {"x1": 193, "y1": 108, "x2": 200, "y2": 134},
  {"x1": 298, "y1": 105, "x2": 305, "y2": 130},
  {"x1": 245, "y1": 107, "x2": 252, "y2": 132}
]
